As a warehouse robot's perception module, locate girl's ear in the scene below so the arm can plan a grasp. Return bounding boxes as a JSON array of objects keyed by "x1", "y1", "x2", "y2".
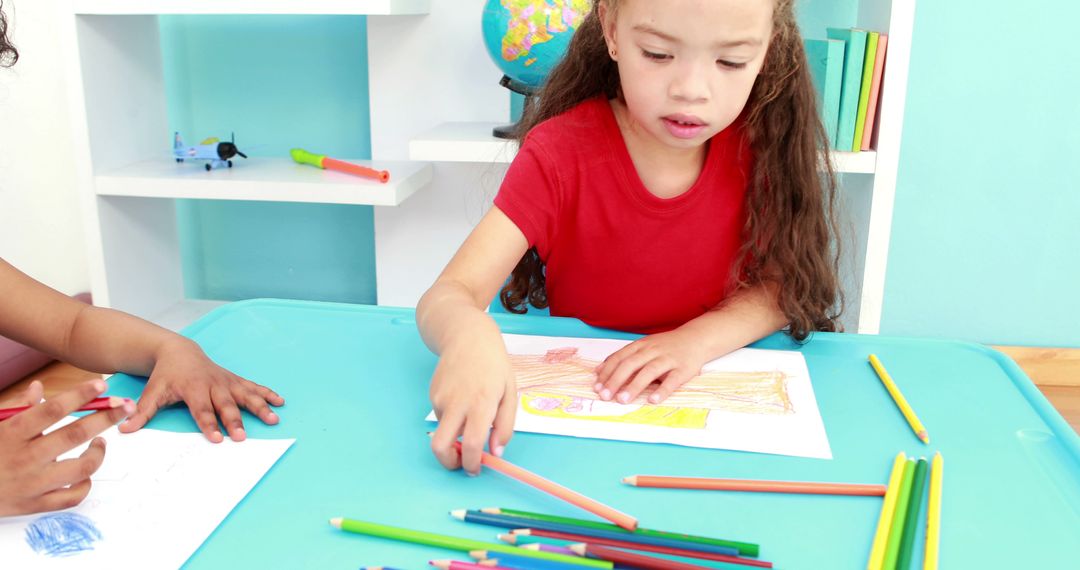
[{"x1": 598, "y1": 1, "x2": 618, "y2": 60}]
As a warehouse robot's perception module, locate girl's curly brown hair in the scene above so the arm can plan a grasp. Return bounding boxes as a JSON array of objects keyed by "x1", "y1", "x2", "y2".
[
  {"x1": 499, "y1": 0, "x2": 843, "y2": 341},
  {"x1": 0, "y1": 1, "x2": 17, "y2": 68}
]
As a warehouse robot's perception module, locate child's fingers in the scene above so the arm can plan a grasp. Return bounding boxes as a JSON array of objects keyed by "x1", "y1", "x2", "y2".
[
  {"x1": 488, "y1": 388, "x2": 517, "y2": 458},
  {"x1": 31, "y1": 478, "x2": 94, "y2": 515},
  {"x1": 34, "y1": 402, "x2": 131, "y2": 462},
  {"x1": 118, "y1": 380, "x2": 169, "y2": 434},
  {"x1": 460, "y1": 404, "x2": 498, "y2": 476},
  {"x1": 10, "y1": 380, "x2": 107, "y2": 438},
  {"x1": 183, "y1": 390, "x2": 224, "y2": 443},
  {"x1": 210, "y1": 385, "x2": 245, "y2": 442},
  {"x1": 233, "y1": 383, "x2": 280, "y2": 426},
  {"x1": 649, "y1": 369, "x2": 696, "y2": 404},
  {"x1": 41, "y1": 437, "x2": 107, "y2": 495},
  {"x1": 594, "y1": 343, "x2": 642, "y2": 389},
  {"x1": 599, "y1": 352, "x2": 651, "y2": 401},
  {"x1": 430, "y1": 412, "x2": 465, "y2": 470},
  {"x1": 21, "y1": 380, "x2": 44, "y2": 407},
  {"x1": 616, "y1": 359, "x2": 672, "y2": 403}
]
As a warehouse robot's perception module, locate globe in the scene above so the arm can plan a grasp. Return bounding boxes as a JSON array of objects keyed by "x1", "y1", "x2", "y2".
[{"x1": 481, "y1": 0, "x2": 591, "y2": 92}]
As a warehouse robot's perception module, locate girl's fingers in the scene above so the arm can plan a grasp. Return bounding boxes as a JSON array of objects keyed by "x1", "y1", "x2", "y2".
[
  {"x1": 32, "y1": 478, "x2": 94, "y2": 515},
  {"x1": 40, "y1": 437, "x2": 107, "y2": 495},
  {"x1": 34, "y1": 403, "x2": 131, "y2": 463},
  {"x1": 119, "y1": 378, "x2": 171, "y2": 434},
  {"x1": 460, "y1": 403, "x2": 498, "y2": 476},
  {"x1": 595, "y1": 342, "x2": 642, "y2": 388},
  {"x1": 488, "y1": 384, "x2": 518, "y2": 458},
  {"x1": 21, "y1": 380, "x2": 45, "y2": 407},
  {"x1": 649, "y1": 369, "x2": 697, "y2": 404},
  {"x1": 182, "y1": 389, "x2": 224, "y2": 443},
  {"x1": 616, "y1": 360, "x2": 672, "y2": 403},
  {"x1": 234, "y1": 383, "x2": 280, "y2": 426},
  {"x1": 600, "y1": 352, "x2": 651, "y2": 400},
  {"x1": 430, "y1": 410, "x2": 465, "y2": 471},
  {"x1": 210, "y1": 385, "x2": 245, "y2": 442},
  {"x1": 11, "y1": 380, "x2": 107, "y2": 439}
]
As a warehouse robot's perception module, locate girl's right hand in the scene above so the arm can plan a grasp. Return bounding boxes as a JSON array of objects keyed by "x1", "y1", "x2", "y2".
[
  {"x1": 429, "y1": 338, "x2": 518, "y2": 475},
  {"x1": 0, "y1": 379, "x2": 134, "y2": 517}
]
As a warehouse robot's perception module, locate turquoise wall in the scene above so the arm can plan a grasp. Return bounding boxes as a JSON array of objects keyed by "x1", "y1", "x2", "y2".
[
  {"x1": 160, "y1": 16, "x2": 377, "y2": 304},
  {"x1": 880, "y1": 1, "x2": 1080, "y2": 347}
]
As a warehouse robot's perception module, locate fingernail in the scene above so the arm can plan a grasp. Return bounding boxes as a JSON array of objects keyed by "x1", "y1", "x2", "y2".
[
  {"x1": 648, "y1": 393, "x2": 660, "y2": 404},
  {"x1": 234, "y1": 428, "x2": 246, "y2": 440},
  {"x1": 122, "y1": 401, "x2": 136, "y2": 414},
  {"x1": 93, "y1": 380, "x2": 107, "y2": 393},
  {"x1": 493, "y1": 445, "x2": 505, "y2": 457},
  {"x1": 212, "y1": 431, "x2": 223, "y2": 441},
  {"x1": 267, "y1": 412, "x2": 279, "y2": 422},
  {"x1": 617, "y1": 392, "x2": 629, "y2": 404},
  {"x1": 600, "y1": 389, "x2": 611, "y2": 400},
  {"x1": 593, "y1": 383, "x2": 603, "y2": 392},
  {"x1": 467, "y1": 471, "x2": 478, "y2": 478}
]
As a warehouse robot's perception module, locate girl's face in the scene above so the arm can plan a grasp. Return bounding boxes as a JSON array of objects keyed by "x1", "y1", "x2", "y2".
[{"x1": 601, "y1": 0, "x2": 773, "y2": 150}]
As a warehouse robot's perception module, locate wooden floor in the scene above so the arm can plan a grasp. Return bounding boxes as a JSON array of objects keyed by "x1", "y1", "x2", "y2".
[{"x1": 1, "y1": 345, "x2": 1078, "y2": 434}]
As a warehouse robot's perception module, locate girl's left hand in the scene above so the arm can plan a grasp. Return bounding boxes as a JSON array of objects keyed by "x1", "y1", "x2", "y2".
[
  {"x1": 117, "y1": 338, "x2": 285, "y2": 443},
  {"x1": 594, "y1": 329, "x2": 710, "y2": 405}
]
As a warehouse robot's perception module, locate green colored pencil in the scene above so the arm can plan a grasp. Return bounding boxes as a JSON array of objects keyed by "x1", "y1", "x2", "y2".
[
  {"x1": 882, "y1": 460, "x2": 917, "y2": 569},
  {"x1": 482, "y1": 507, "x2": 759, "y2": 557},
  {"x1": 329, "y1": 518, "x2": 611, "y2": 569},
  {"x1": 896, "y1": 458, "x2": 929, "y2": 569}
]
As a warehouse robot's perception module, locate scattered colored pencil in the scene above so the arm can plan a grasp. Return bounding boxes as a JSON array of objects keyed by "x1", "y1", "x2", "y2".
[
  {"x1": 511, "y1": 530, "x2": 772, "y2": 568},
  {"x1": 623, "y1": 475, "x2": 886, "y2": 496},
  {"x1": 924, "y1": 452, "x2": 944, "y2": 570},
  {"x1": 481, "y1": 507, "x2": 758, "y2": 557},
  {"x1": 455, "y1": 511, "x2": 736, "y2": 557},
  {"x1": 881, "y1": 459, "x2": 917, "y2": 569},
  {"x1": 521, "y1": 543, "x2": 577, "y2": 556},
  {"x1": 431, "y1": 561, "x2": 512, "y2": 570},
  {"x1": 897, "y1": 458, "x2": 929, "y2": 569},
  {"x1": 291, "y1": 148, "x2": 390, "y2": 183},
  {"x1": 498, "y1": 534, "x2": 573, "y2": 548},
  {"x1": 471, "y1": 549, "x2": 589, "y2": 570},
  {"x1": 869, "y1": 354, "x2": 930, "y2": 444},
  {"x1": 364, "y1": 567, "x2": 409, "y2": 570},
  {"x1": 449, "y1": 442, "x2": 638, "y2": 531},
  {"x1": 867, "y1": 452, "x2": 908, "y2": 570},
  {"x1": 569, "y1": 543, "x2": 712, "y2": 570},
  {"x1": 0, "y1": 396, "x2": 130, "y2": 421},
  {"x1": 328, "y1": 518, "x2": 610, "y2": 569}
]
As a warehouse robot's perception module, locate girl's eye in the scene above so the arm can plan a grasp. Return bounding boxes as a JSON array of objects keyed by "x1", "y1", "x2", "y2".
[
  {"x1": 641, "y1": 49, "x2": 671, "y2": 61},
  {"x1": 717, "y1": 59, "x2": 748, "y2": 70}
]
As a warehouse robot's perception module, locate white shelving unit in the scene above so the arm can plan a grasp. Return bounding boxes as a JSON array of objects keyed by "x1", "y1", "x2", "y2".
[
  {"x1": 61, "y1": 1, "x2": 433, "y2": 327},
  {"x1": 394, "y1": 0, "x2": 915, "y2": 333}
]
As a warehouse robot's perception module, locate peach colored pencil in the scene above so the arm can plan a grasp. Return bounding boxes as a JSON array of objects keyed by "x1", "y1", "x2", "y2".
[
  {"x1": 624, "y1": 475, "x2": 886, "y2": 496},
  {"x1": 452, "y1": 441, "x2": 638, "y2": 531}
]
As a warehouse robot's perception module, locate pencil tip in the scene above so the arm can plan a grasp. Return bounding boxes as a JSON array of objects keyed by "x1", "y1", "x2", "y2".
[
  {"x1": 450, "y1": 509, "x2": 466, "y2": 520},
  {"x1": 521, "y1": 544, "x2": 540, "y2": 551},
  {"x1": 329, "y1": 517, "x2": 342, "y2": 528},
  {"x1": 496, "y1": 533, "x2": 515, "y2": 544},
  {"x1": 480, "y1": 507, "x2": 499, "y2": 514},
  {"x1": 569, "y1": 544, "x2": 587, "y2": 555},
  {"x1": 623, "y1": 475, "x2": 637, "y2": 485}
]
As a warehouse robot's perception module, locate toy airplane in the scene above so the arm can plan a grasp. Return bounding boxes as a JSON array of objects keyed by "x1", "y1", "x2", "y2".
[{"x1": 173, "y1": 132, "x2": 247, "y2": 171}]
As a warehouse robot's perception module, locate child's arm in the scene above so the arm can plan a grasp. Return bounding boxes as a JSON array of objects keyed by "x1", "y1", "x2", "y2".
[
  {"x1": 416, "y1": 207, "x2": 529, "y2": 475},
  {"x1": 0, "y1": 380, "x2": 134, "y2": 517},
  {"x1": 0, "y1": 258, "x2": 284, "y2": 442},
  {"x1": 594, "y1": 282, "x2": 787, "y2": 404}
]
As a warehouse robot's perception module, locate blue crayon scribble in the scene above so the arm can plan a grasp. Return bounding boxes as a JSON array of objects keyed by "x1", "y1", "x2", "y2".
[{"x1": 25, "y1": 512, "x2": 102, "y2": 557}]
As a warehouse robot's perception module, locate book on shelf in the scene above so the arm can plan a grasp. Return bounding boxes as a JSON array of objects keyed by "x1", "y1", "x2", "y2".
[
  {"x1": 852, "y1": 31, "x2": 880, "y2": 151},
  {"x1": 862, "y1": 33, "x2": 888, "y2": 151},
  {"x1": 826, "y1": 27, "x2": 868, "y2": 153},
  {"x1": 804, "y1": 38, "x2": 845, "y2": 149}
]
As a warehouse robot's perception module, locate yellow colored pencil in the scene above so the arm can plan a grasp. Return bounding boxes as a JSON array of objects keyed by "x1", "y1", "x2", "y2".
[
  {"x1": 867, "y1": 451, "x2": 908, "y2": 570},
  {"x1": 869, "y1": 354, "x2": 930, "y2": 444},
  {"x1": 924, "y1": 452, "x2": 944, "y2": 570}
]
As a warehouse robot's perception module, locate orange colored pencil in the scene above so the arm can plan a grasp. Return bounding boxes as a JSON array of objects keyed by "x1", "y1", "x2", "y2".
[
  {"x1": 452, "y1": 441, "x2": 638, "y2": 531},
  {"x1": 623, "y1": 475, "x2": 886, "y2": 496},
  {"x1": 323, "y1": 156, "x2": 390, "y2": 183}
]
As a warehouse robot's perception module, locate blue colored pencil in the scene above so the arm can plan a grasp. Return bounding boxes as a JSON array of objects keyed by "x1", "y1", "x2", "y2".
[
  {"x1": 472, "y1": 549, "x2": 586, "y2": 570},
  {"x1": 451, "y1": 510, "x2": 739, "y2": 557}
]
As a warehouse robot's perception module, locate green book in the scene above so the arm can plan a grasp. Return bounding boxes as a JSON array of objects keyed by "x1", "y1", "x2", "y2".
[
  {"x1": 804, "y1": 38, "x2": 845, "y2": 148},
  {"x1": 852, "y1": 31, "x2": 880, "y2": 151},
  {"x1": 826, "y1": 27, "x2": 868, "y2": 151}
]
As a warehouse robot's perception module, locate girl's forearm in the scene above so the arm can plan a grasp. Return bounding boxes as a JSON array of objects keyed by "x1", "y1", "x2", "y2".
[
  {"x1": 65, "y1": 304, "x2": 191, "y2": 376},
  {"x1": 679, "y1": 282, "x2": 789, "y2": 360},
  {"x1": 416, "y1": 279, "x2": 503, "y2": 356}
]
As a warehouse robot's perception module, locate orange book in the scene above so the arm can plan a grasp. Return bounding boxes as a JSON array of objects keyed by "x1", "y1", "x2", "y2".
[{"x1": 862, "y1": 34, "x2": 889, "y2": 151}]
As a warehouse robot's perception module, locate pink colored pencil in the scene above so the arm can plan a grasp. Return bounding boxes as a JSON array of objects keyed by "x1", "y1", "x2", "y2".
[
  {"x1": 430, "y1": 560, "x2": 512, "y2": 570},
  {"x1": 0, "y1": 396, "x2": 129, "y2": 421},
  {"x1": 624, "y1": 475, "x2": 886, "y2": 496},
  {"x1": 451, "y1": 441, "x2": 638, "y2": 531},
  {"x1": 521, "y1": 543, "x2": 577, "y2": 556}
]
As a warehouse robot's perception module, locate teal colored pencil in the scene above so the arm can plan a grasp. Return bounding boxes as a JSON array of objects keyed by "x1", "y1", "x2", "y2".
[
  {"x1": 882, "y1": 460, "x2": 917, "y2": 569},
  {"x1": 896, "y1": 458, "x2": 929, "y2": 569},
  {"x1": 499, "y1": 533, "x2": 574, "y2": 547},
  {"x1": 482, "y1": 507, "x2": 758, "y2": 557},
  {"x1": 329, "y1": 518, "x2": 611, "y2": 569}
]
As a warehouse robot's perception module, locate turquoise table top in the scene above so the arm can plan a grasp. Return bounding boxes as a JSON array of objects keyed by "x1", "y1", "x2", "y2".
[{"x1": 104, "y1": 299, "x2": 1080, "y2": 569}]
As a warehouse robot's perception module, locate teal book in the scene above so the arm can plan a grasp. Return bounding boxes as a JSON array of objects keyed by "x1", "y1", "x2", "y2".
[
  {"x1": 826, "y1": 27, "x2": 868, "y2": 151},
  {"x1": 804, "y1": 38, "x2": 845, "y2": 149}
]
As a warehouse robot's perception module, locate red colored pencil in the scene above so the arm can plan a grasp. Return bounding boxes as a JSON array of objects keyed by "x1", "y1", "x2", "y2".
[
  {"x1": 511, "y1": 529, "x2": 772, "y2": 568},
  {"x1": 451, "y1": 441, "x2": 638, "y2": 531},
  {"x1": 0, "y1": 396, "x2": 130, "y2": 421},
  {"x1": 624, "y1": 475, "x2": 886, "y2": 496},
  {"x1": 571, "y1": 543, "x2": 711, "y2": 570}
]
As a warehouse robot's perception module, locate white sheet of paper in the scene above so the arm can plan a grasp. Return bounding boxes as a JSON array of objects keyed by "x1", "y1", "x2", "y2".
[
  {"x1": 427, "y1": 333, "x2": 832, "y2": 459},
  {"x1": 0, "y1": 417, "x2": 293, "y2": 568}
]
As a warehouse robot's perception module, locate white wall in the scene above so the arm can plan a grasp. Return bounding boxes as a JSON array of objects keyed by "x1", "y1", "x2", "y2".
[{"x1": 0, "y1": 0, "x2": 87, "y2": 295}]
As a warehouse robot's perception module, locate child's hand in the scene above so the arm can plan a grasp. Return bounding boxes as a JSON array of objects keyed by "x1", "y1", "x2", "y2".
[
  {"x1": 429, "y1": 338, "x2": 517, "y2": 475},
  {"x1": 0, "y1": 380, "x2": 134, "y2": 517},
  {"x1": 118, "y1": 338, "x2": 284, "y2": 443},
  {"x1": 594, "y1": 329, "x2": 710, "y2": 405}
]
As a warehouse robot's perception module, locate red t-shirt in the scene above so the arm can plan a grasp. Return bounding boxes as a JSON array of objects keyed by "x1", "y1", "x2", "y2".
[{"x1": 494, "y1": 97, "x2": 752, "y2": 334}]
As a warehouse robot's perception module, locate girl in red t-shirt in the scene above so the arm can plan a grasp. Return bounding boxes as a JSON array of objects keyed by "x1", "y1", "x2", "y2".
[{"x1": 419, "y1": 0, "x2": 842, "y2": 473}]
